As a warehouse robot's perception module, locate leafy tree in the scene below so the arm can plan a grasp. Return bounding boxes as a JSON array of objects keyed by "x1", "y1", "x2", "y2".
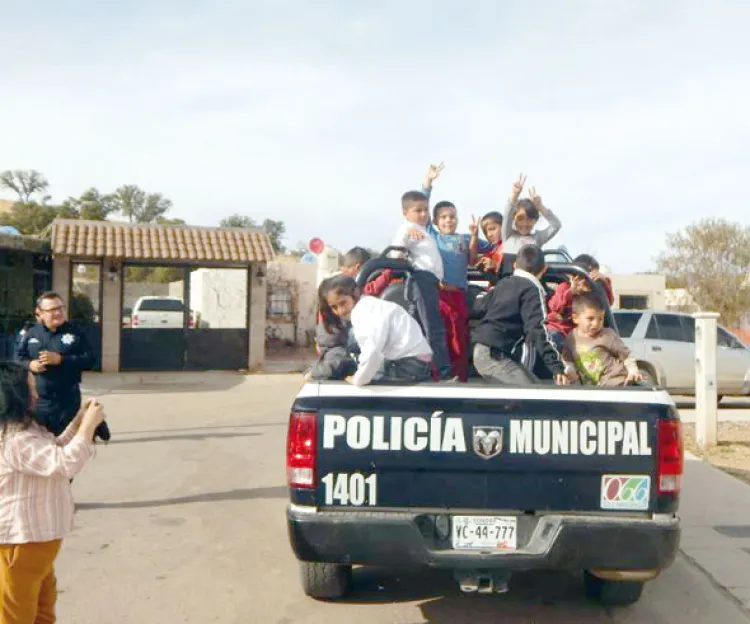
[
  {"x1": 220, "y1": 215, "x2": 285, "y2": 252},
  {"x1": 0, "y1": 170, "x2": 49, "y2": 204},
  {"x1": 124, "y1": 265, "x2": 184, "y2": 285},
  {"x1": 262, "y1": 218, "x2": 286, "y2": 253},
  {"x1": 71, "y1": 291, "x2": 96, "y2": 324},
  {"x1": 3, "y1": 202, "x2": 57, "y2": 235},
  {"x1": 55, "y1": 202, "x2": 80, "y2": 220},
  {"x1": 157, "y1": 217, "x2": 186, "y2": 226},
  {"x1": 59, "y1": 188, "x2": 117, "y2": 221},
  {"x1": 656, "y1": 218, "x2": 750, "y2": 327},
  {"x1": 112, "y1": 185, "x2": 172, "y2": 223},
  {"x1": 220, "y1": 214, "x2": 256, "y2": 228}
]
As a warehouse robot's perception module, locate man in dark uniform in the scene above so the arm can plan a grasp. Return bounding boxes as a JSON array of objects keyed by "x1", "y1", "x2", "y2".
[{"x1": 15, "y1": 291, "x2": 107, "y2": 439}]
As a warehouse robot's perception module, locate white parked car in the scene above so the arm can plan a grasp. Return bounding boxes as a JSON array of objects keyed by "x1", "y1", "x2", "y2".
[
  {"x1": 131, "y1": 296, "x2": 193, "y2": 329},
  {"x1": 614, "y1": 310, "x2": 750, "y2": 399}
]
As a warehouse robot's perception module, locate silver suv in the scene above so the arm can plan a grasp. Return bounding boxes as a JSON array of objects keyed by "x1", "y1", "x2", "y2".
[{"x1": 614, "y1": 310, "x2": 750, "y2": 399}]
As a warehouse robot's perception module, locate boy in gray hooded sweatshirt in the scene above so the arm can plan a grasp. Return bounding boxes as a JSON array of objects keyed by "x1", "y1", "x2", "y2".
[{"x1": 501, "y1": 173, "x2": 562, "y2": 254}]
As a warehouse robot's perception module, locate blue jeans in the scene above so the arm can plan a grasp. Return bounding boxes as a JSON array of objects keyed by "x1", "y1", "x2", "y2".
[{"x1": 375, "y1": 357, "x2": 432, "y2": 383}]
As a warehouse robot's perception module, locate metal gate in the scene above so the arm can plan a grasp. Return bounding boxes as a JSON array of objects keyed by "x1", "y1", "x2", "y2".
[{"x1": 120, "y1": 265, "x2": 250, "y2": 371}]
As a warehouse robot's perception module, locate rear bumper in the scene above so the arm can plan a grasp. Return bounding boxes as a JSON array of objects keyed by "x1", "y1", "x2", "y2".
[{"x1": 287, "y1": 506, "x2": 680, "y2": 572}]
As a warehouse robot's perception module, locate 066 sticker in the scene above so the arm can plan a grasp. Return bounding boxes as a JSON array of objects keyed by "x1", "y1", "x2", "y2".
[
  {"x1": 600, "y1": 475, "x2": 650, "y2": 510},
  {"x1": 321, "y1": 473, "x2": 377, "y2": 507}
]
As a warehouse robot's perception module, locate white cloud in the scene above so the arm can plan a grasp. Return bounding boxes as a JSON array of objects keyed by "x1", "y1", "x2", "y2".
[{"x1": 1, "y1": 0, "x2": 749, "y2": 270}]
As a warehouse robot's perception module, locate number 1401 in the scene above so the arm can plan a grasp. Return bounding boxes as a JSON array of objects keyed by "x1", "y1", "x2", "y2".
[{"x1": 321, "y1": 473, "x2": 378, "y2": 507}]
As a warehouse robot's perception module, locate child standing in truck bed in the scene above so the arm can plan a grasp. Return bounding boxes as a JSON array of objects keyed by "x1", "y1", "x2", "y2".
[
  {"x1": 501, "y1": 174, "x2": 562, "y2": 254},
  {"x1": 391, "y1": 188, "x2": 453, "y2": 380},
  {"x1": 418, "y1": 162, "x2": 486, "y2": 381}
]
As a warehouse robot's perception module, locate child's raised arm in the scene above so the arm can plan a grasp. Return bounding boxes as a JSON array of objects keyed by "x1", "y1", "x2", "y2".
[
  {"x1": 502, "y1": 173, "x2": 526, "y2": 243},
  {"x1": 422, "y1": 162, "x2": 445, "y2": 193},
  {"x1": 419, "y1": 162, "x2": 444, "y2": 236},
  {"x1": 528, "y1": 187, "x2": 562, "y2": 246},
  {"x1": 468, "y1": 215, "x2": 480, "y2": 265}
]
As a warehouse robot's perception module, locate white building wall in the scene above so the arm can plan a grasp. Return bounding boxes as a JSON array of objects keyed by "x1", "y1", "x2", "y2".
[
  {"x1": 609, "y1": 274, "x2": 666, "y2": 310},
  {"x1": 266, "y1": 261, "x2": 318, "y2": 346}
]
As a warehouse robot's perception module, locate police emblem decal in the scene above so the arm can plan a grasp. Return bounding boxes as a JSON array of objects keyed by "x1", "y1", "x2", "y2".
[{"x1": 472, "y1": 426, "x2": 504, "y2": 459}]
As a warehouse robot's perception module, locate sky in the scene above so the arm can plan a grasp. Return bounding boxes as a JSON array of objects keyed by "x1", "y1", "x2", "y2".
[{"x1": 1, "y1": 0, "x2": 748, "y2": 272}]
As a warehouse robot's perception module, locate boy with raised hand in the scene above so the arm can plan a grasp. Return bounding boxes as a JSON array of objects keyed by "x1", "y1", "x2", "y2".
[
  {"x1": 417, "y1": 162, "x2": 485, "y2": 380},
  {"x1": 391, "y1": 188, "x2": 453, "y2": 380},
  {"x1": 501, "y1": 174, "x2": 562, "y2": 254}
]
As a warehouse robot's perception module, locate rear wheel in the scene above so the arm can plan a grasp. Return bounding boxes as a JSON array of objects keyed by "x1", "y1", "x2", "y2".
[
  {"x1": 583, "y1": 571, "x2": 645, "y2": 606},
  {"x1": 299, "y1": 561, "x2": 351, "y2": 599}
]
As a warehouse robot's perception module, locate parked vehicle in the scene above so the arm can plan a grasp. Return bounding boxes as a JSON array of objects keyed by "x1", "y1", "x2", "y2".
[
  {"x1": 614, "y1": 310, "x2": 750, "y2": 399},
  {"x1": 122, "y1": 307, "x2": 133, "y2": 328},
  {"x1": 131, "y1": 296, "x2": 193, "y2": 329},
  {"x1": 286, "y1": 259, "x2": 682, "y2": 607}
]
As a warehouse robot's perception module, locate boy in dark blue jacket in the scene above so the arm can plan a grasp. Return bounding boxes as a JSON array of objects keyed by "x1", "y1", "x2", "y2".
[{"x1": 472, "y1": 245, "x2": 570, "y2": 386}]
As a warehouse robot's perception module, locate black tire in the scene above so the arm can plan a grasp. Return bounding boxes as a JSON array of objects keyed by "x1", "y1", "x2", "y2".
[
  {"x1": 299, "y1": 561, "x2": 351, "y2": 599},
  {"x1": 583, "y1": 571, "x2": 644, "y2": 606}
]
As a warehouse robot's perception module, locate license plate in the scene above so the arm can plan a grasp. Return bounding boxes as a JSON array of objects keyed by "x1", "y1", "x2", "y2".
[{"x1": 451, "y1": 515, "x2": 517, "y2": 550}]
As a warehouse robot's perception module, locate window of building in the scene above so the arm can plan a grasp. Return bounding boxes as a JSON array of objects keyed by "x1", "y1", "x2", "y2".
[
  {"x1": 268, "y1": 288, "x2": 293, "y2": 317},
  {"x1": 619, "y1": 295, "x2": 649, "y2": 310}
]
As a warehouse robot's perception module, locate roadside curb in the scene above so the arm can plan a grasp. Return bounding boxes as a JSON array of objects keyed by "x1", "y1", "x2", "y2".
[
  {"x1": 679, "y1": 461, "x2": 750, "y2": 614},
  {"x1": 680, "y1": 549, "x2": 750, "y2": 615}
]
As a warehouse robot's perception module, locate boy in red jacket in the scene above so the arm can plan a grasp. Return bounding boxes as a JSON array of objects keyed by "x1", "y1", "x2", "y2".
[{"x1": 547, "y1": 254, "x2": 614, "y2": 350}]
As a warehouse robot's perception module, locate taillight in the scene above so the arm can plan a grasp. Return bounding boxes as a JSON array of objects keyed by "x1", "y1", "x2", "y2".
[
  {"x1": 657, "y1": 420, "x2": 683, "y2": 494},
  {"x1": 132, "y1": 314, "x2": 139, "y2": 327},
  {"x1": 287, "y1": 411, "x2": 317, "y2": 488}
]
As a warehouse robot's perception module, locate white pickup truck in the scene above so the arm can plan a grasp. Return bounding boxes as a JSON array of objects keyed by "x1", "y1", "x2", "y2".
[{"x1": 614, "y1": 310, "x2": 750, "y2": 399}]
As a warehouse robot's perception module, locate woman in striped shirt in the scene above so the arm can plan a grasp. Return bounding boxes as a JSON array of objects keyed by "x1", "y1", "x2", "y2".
[{"x1": 0, "y1": 362, "x2": 104, "y2": 623}]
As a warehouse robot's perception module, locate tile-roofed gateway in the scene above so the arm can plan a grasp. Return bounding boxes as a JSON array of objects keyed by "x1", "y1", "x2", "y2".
[{"x1": 51, "y1": 219, "x2": 275, "y2": 263}]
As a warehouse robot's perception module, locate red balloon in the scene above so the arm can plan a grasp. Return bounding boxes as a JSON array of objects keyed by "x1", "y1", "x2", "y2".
[{"x1": 309, "y1": 237, "x2": 325, "y2": 254}]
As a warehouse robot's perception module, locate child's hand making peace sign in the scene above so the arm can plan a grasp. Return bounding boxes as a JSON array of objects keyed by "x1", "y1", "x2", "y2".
[{"x1": 423, "y1": 162, "x2": 445, "y2": 189}]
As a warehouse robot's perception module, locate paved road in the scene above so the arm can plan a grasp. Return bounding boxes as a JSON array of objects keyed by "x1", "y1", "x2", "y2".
[{"x1": 57, "y1": 374, "x2": 750, "y2": 623}]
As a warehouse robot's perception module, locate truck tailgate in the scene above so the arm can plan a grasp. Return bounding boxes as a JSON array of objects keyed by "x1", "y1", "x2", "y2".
[{"x1": 294, "y1": 384, "x2": 678, "y2": 514}]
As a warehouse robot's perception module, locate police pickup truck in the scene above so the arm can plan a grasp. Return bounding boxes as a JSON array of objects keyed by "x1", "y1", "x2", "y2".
[{"x1": 286, "y1": 256, "x2": 683, "y2": 607}]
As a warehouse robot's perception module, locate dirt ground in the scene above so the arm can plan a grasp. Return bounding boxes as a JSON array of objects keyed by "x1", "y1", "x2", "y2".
[{"x1": 683, "y1": 422, "x2": 750, "y2": 486}]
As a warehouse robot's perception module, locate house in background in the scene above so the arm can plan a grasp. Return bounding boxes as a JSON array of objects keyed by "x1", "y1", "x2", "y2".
[
  {"x1": 608, "y1": 273, "x2": 667, "y2": 310},
  {"x1": 0, "y1": 229, "x2": 52, "y2": 361},
  {"x1": 263, "y1": 246, "x2": 342, "y2": 352},
  {"x1": 51, "y1": 219, "x2": 275, "y2": 372}
]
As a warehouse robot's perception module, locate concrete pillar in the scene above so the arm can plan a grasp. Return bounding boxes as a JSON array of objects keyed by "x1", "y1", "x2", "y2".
[
  {"x1": 100, "y1": 260, "x2": 123, "y2": 373},
  {"x1": 52, "y1": 256, "x2": 71, "y2": 315},
  {"x1": 248, "y1": 262, "x2": 268, "y2": 371},
  {"x1": 694, "y1": 311, "x2": 720, "y2": 448}
]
